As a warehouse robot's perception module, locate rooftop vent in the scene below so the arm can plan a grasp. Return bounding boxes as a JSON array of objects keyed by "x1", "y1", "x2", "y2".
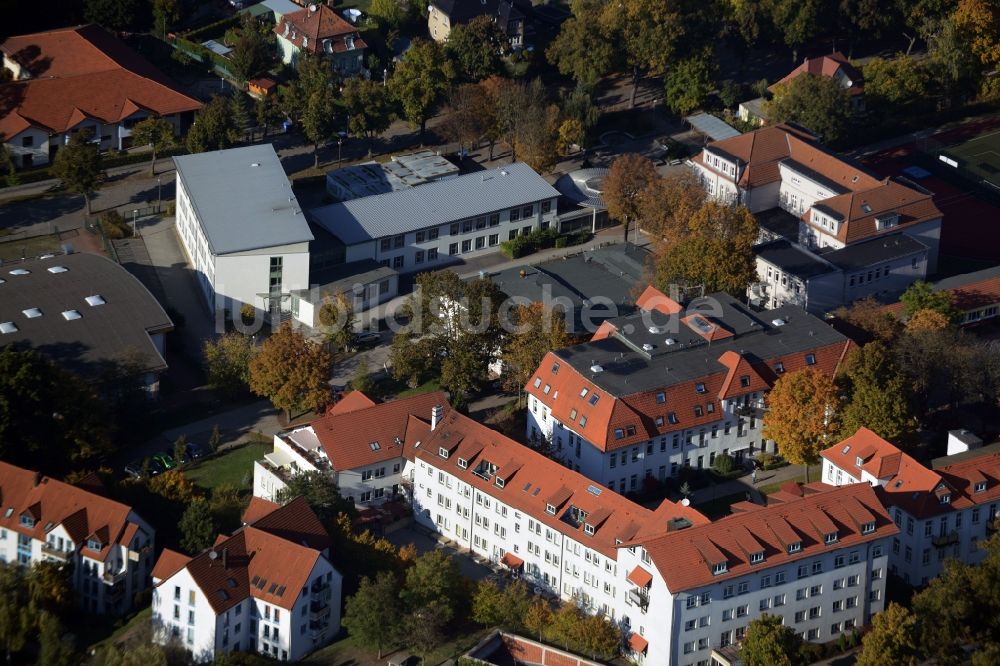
[
  {"x1": 250, "y1": 162, "x2": 261, "y2": 168},
  {"x1": 590, "y1": 364, "x2": 604, "y2": 374},
  {"x1": 46, "y1": 266, "x2": 68, "y2": 274},
  {"x1": 771, "y1": 318, "x2": 787, "y2": 327},
  {"x1": 22, "y1": 308, "x2": 42, "y2": 318},
  {"x1": 39, "y1": 253, "x2": 55, "y2": 259},
  {"x1": 85, "y1": 295, "x2": 105, "y2": 307},
  {"x1": 642, "y1": 343, "x2": 654, "y2": 352},
  {"x1": 664, "y1": 338, "x2": 676, "y2": 346},
  {"x1": 648, "y1": 326, "x2": 660, "y2": 334},
  {"x1": 61, "y1": 310, "x2": 82, "y2": 321},
  {"x1": 0, "y1": 322, "x2": 17, "y2": 334},
  {"x1": 9, "y1": 269, "x2": 29, "y2": 276}
]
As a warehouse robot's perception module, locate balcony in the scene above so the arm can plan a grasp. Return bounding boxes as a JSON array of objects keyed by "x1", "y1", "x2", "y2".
[
  {"x1": 628, "y1": 588, "x2": 649, "y2": 611},
  {"x1": 40, "y1": 544, "x2": 71, "y2": 562},
  {"x1": 103, "y1": 569, "x2": 127, "y2": 585},
  {"x1": 932, "y1": 532, "x2": 959, "y2": 548},
  {"x1": 310, "y1": 599, "x2": 331, "y2": 621}
]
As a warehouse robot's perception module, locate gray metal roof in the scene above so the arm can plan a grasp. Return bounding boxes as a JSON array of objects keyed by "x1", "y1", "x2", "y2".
[
  {"x1": 555, "y1": 294, "x2": 848, "y2": 396},
  {"x1": 755, "y1": 240, "x2": 835, "y2": 280},
  {"x1": 325, "y1": 150, "x2": 459, "y2": 201},
  {"x1": 173, "y1": 145, "x2": 313, "y2": 255},
  {"x1": 555, "y1": 168, "x2": 608, "y2": 210},
  {"x1": 930, "y1": 264, "x2": 1000, "y2": 292},
  {"x1": 0, "y1": 253, "x2": 173, "y2": 380},
  {"x1": 309, "y1": 162, "x2": 560, "y2": 245},
  {"x1": 292, "y1": 259, "x2": 398, "y2": 301},
  {"x1": 820, "y1": 233, "x2": 927, "y2": 272},
  {"x1": 685, "y1": 113, "x2": 741, "y2": 141}
]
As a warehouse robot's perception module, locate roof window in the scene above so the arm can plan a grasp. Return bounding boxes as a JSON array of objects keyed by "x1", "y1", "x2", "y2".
[
  {"x1": 22, "y1": 308, "x2": 42, "y2": 318},
  {"x1": 579, "y1": 388, "x2": 589, "y2": 398},
  {"x1": 712, "y1": 562, "x2": 727, "y2": 575},
  {"x1": 976, "y1": 481, "x2": 987, "y2": 493},
  {"x1": 740, "y1": 375, "x2": 751, "y2": 387},
  {"x1": 46, "y1": 266, "x2": 68, "y2": 274},
  {"x1": 861, "y1": 521, "x2": 876, "y2": 534},
  {"x1": 668, "y1": 412, "x2": 678, "y2": 424},
  {"x1": 8, "y1": 269, "x2": 29, "y2": 276},
  {"x1": 569, "y1": 408, "x2": 577, "y2": 420},
  {"x1": 533, "y1": 377, "x2": 542, "y2": 388},
  {"x1": 655, "y1": 392, "x2": 665, "y2": 404},
  {"x1": 787, "y1": 541, "x2": 801, "y2": 554},
  {"x1": 695, "y1": 383, "x2": 706, "y2": 394},
  {"x1": 369, "y1": 441, "x2": 380, "y2": 451},
  {"x1": 750, "y1": 551, "x2": 764, "y2": 564},
  {"x1": 62, "y1": 310, "x2": 82, "y2": 321},
  {"x1": 805, "y1": 353, "x2": 816, "y2": 365},
  {"x1": 551, "y1": 362, "x2": 560, "y2": 374},
  {"x1": 588, "y1": 393, "x2": 600, "y2": 406},
  {"x1": 543, "y1": 384, "x2": 551, "y2": 395},
  {"x1": 85, "y1": 295, "x2": 106, "y2": 306},
  {"x1": 0, "y1": 322, "x2": 17, "y2": 334},
  {"x1": 579, "y1": 416, "x2": 587, "y2": 427},
  {"x1": 457, "y1": 457, "x2": 468, "y2": 469}
]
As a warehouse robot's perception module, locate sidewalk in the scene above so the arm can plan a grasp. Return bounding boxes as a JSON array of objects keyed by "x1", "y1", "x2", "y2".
[{"x1": 687, "y1": 462, "x2": 814, "y2": 506}]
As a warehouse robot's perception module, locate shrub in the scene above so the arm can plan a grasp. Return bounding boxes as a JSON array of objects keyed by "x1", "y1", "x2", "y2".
[
  {"x1": 757, "y1": 452, "x2": 787, "y2": 471},
  {"x1": 712, "y1": 452, "x2": 735, "y2": 475},
  {"x1": 554, "y1": 236, "x2": 568, "y2": 248},
  {"x1": 99, "y1": 210, "x2": 130, "y2": 239},
  {"x1": 240, "y1": 303, "x2": 256, "y2": 323}
]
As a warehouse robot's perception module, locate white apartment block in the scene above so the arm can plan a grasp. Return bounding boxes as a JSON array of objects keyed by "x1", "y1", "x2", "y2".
[
  {"x1": 0, "y1": 462, "x2": 154, "y2": 615},
  {"x1": 309, "y1": 162, "x2": 559, "y2": 273},
  {"x1": 151, "y1": 497, "x2": 341, "y2": 662},
  {"x1": 253, "y1": 391, "x2": 448, "y2": 507},
  {"x1": 692, "y1": 124, "x2": 943, "y2": 273},
  {"x1": 822, "y1": 427, "x2": 1000, "y2": 586},
  {"x1": 173, "y1": 145, "x2": 313, "y2": 322},
  {"x1": 524, "y1": 286, "x2": 854, "y2": 489}
]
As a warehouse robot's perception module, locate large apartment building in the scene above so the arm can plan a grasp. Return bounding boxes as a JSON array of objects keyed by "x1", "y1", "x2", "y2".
[
  {"x1": 524, "y1": 286, "x2": 854, "y2": 489},
  {"x1": 0, "y1": 462, "x2": 155, "y2": 615},
  {"x1": 151, "y1": 497, "x2": 342, "y2": 662},
  {"x1": 253, "y1": 390, "x2": 448, "y2": 506},
  {"x1": 821, "y1": 428, "x2": 1000, "y2": 586}
]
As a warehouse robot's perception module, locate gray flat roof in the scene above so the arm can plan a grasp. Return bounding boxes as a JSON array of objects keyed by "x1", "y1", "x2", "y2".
[
  {"x1": 555, "y1": 295, "x2": 847, "y2": 395},
  {"x1": 685, "y1": 113, "x2": 741, "y2": 141},
  {"x1": 0, "y1": 253, "x2": 173, "y2": 380},
  {"x1": 292, "y1": 259, "x2": 397, "y2": 301},
  {"x1": 932, "y1": 264, "x2": 1000, "y2": 291},
  {"x1": 755, "y1": 240, "x2": 835, "y2": 280},
  {"x1": 174, "y1": 145, "x2": 313, "y2": 255},
  {"x1": 309, "y1": 162, "x2": 560, "y2": 245},
  {"x1": 820, "y1": 233, "x2": 927, "y2": 272}
]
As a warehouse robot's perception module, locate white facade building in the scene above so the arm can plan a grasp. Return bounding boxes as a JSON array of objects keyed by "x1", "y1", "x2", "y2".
[
  {"x1": 524, "y1": 286, "x2": 854, "y2": 488},
  {"x1": 821, "y1": 428, "x2": 1000, "y2": 587},
  {"x1": 173, "y1": 145, "x2": 313, "y2": 322},
  {"x1": 151, "y1": 497, "x2": 341, "y2": 662},
  {"x1": 0, "y1": 461, "x2": 155, "y2": 615},
  {"x1": 309, "y1": 162, "x2": 560, "y2": 273}
]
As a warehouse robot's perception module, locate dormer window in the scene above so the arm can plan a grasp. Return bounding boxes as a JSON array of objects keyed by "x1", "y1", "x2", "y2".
[
  {"x1": 495, "y1": 477, "x2": 505, "y2": 488},
  {"x1": 855, "y1": 456, "x2": 863, "y2": 468},
  {"x1": 976, "y1": 481, "x2": 988, "y2": 493},
  {"x1": 712, "y1": 562, "x2": 727, "y2": 575},
  {"x1": 655, "y1": 416, "x2": 664, "y2": 427},
  {"x1": 694, "y1": 406, "x2": 703, "y2": 417},
  {"x1": 668, "y1": 412, "x2": 678, "y2": 424},
  {"x1": 584, "y1": 523, "x2": 595, "y2": 536},
  {"x1": 19, "y1": 515, "x2": 34, "y2": 528},
  {"x1": 740, "y1": 375, "x2": 751, "y2": 387},
  {"x1": 824, "y1": 532, "x2": 838, "y2": 545},
  {"x1": 774, "y1": 362, "x2": 785, "y2": 374},
  {"x1": 939, "y1": 494, "x2": 951, "y2": 504},
  {"x1": 861, "y1": 522, "x2": 875, "y2": 534},
  {"x1": 457, "y1": 457, "x2": 468, "y2": 469},
  {"x1": 787, "y1": 541, "x2": 801, "y2": 554},
  {"x1": 87, "y1": 538, "x2": 101, "y2": 550},
  {"x1": 545, "y1": 503, "x2": 556, "y2": 515},
  {"x1": 614, "y1": 428, "x2": 625, "y2": 439},
  {"x1": 438, "y1": 447, "x2": 449, "y2": 459},
  {"x1": 750, "y1": 551, "x2": 764, "y2": 564}
]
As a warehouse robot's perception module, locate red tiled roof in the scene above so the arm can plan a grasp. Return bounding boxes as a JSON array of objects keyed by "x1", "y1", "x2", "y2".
[
  {"x1": 241, "y1": 496, "x2": 280, "y2": 525},
  {"x1": 0, "y1": 461, "x2": 146, "y2": 562},
  {"x1": 806, "y1": 179, "x2": 942, "y2": 244},
  {"x1": 275, "y1": 5, "x2": 366, "y2": 55},
  {"x1": 500, "y1": 551, "x2": 524, "y2": 569},
  {"x1": 306, "y1": 391, "x2": 448, "y2": 471},
  {"x1": 635, "y1": 285, "x2": 682, "y2": 315},
  {"x1": 629, "y1": 633, "x2": 649, "y2": 654},
  {"x1": 151, "y1": 548, "x2": 189, "y2": 582},
  {"x1": 243, "y1": 496, "x2": 331, "y2": 553},
  {"x1": 329, "y1": 390, "x2": 377, "y2": 415},
  {"x1": 0, "y1": 24, "x2": 201, "y2": 139},
  {"x1": 640, "y1": 483, "x2": 896, "y2": 593},
  {"x1": 626, "y1": 565, "x2": 653, "y2": 588},
  {"x1": 885, "y1": 269, "x2": 1000, "y2": 320},
  {"x1": 411, "y1": 410, "x2": 707, "y2": 558},
  {"x1": 772, "y1": 52, "x2": 864, "y2": 96}
]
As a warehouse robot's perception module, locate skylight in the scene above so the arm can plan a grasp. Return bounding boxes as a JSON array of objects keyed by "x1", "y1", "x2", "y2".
[
  {"x1": 61, "y1": 310, "x2": 82, "y2": 321},
  {"x1": 9, "y1": 269, "x2": 29, "y2": 276},
  {"x1": 46, "y1": 266, "x2": 68, "y2": 274},
  {"x1": 22, "y1": 308, "x2": 42, "y2": 318},
  {"x1": 369, "y1": 441, "x2": 380, "y2": 451},
  {"x1": 85, "y1": 295, "x2": 106, "y2": 306},
  {"x1": 586, "y1": 484, "x2": 603, "y2": 496},
  {"x1": 0, "y1": 322, "x2": 17, "y2": 334}
]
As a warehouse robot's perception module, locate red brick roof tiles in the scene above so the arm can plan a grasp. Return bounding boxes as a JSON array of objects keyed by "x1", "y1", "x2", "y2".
[
  {"x1": 772, "y1": 52, "x2": 864, "y2": 96},
  {"x1": 639, "y1": 483, "x2": 896, "y2": 592},
  {"x1": 275, "y1": 5, "x2": 366, "y2": 55}
]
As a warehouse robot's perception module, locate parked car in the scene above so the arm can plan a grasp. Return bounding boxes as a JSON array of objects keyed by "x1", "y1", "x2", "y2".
[
  {"x1": 355, "y1": 331, "x2": 381, "y2": 347},
  {"x1": 185, "y1": 443, "x2": 207, "y2": 461},
  {"x1": 124, "y1": 461, "x2": 144, "y2": 479},
  {"x1": 147, "y1": 458, "x2": 166, "y2": 477},
  {"x1": 153, "y1": 451, "x2": 176, "y2": 471}
]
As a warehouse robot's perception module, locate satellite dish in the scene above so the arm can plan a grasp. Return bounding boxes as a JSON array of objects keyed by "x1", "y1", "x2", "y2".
[
  {"x1": 681, "y1": 498, "x2": 691, "y2": 507},
  {"x1": 208, "y1": 550, "x2": 219, "y2": 560}
]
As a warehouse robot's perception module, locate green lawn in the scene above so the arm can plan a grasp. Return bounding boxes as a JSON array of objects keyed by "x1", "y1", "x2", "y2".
[
  {"x1": 369, "y1": 375, "x2": 443, "y2": 401},
  {"x1": 184, "y1": 441, "x2": 271, "y2": 492},
  {"x1": 693, "y1": 492, "x2": 747, "y2": 520},
  {"x1": 758, "y1": 464, "x2": 822, "y2": 495}
]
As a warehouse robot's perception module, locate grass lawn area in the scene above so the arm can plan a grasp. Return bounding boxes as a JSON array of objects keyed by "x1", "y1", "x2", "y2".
[
  {"x1": 303, "y1": 626, "x2": 491, "y2": 666},
  {"x1": 370, "y1": 375, "x2": 443, "y2": 401},
  {"x1": 397, "y1": 378, "x2": 443, "y2": 398},
  {"x1": 185, "y1": 441, "x2": 271, "y2": 492},
  {"x1": 84, "y1": 607, "x2": 152, "y2": 655},
  {"x1": 693, "y1": 492, "x2": 747, "y2": 520},
  {"x1": 0, "y1": 232, "x2": 66, "y2": 262},
  {"x1": 758, "y1": 464, "x2": 822, "y2": 495}
]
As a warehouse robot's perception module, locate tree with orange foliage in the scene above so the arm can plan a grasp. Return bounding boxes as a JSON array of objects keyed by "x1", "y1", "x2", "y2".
[
  {"x1": 602, "y1": 153, "x2": 658, "y2": 243},
  {"x1": 763, "y1": 368, "x2": 841, "y2": 482},
  {"x1": 956, "y1": 0, "x2": 1000, "y2": 67},
  {"x1": 248, "y1": 324, "x2": 332, "y2": 420}
]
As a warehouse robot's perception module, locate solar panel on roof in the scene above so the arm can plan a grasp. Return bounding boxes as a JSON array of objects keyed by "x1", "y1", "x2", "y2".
[{"x1": 586, "y1": 485, "x2": 603, "y2": 496}]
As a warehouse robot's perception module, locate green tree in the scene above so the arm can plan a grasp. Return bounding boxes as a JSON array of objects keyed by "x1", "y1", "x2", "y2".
[
  {"x1": 401, "y1": 550, "x2": 464, "y2": 617},
  {"x1": 230, "y1": 13, "x2": 274, "y2": 84},
  {"x1": 351, "y1": 357, "x2": 375, "y2": 394},
  {"x1": 602, "y1": 152, "x2": 658, "y2": 243},
  {"x1": 864, "y1": 55, "x2": 928, "y2": 111},
  {"x1": 546, "y1": 0, "x2": 615, "y2": 89},
  {"x1": 342, "y1": 78, "x2": 394, "y2": 155},
  {"x1": 524, "y1": 598, "x2": 553, "y2": 641},
  {"x1": 52, "y1": 128, "x2": 102, "y2": 216},
  {"x1": 766, "y1": 73, "x2": 852, "y2": 145},
  {"x1": 446, "y1": 15, "x2": 507, "y2": 82},
  {"x1": 275, "y1": 470, "x2": 355, "y2": 524},
  {"x1": 856, "y1": 603, "x2": 918, "y2": 666},
  {"x1": 152, "y1": 0, "x2": 180, "y2": 39},
  {"x1": 317, "y1": 292, "x2": 356, "y2": 350},
  {"x1": 0, "y1": 347, "x2": 112, "y2": 473},
  {"x1": 179, "y1": 498, "x2": 215, "y2": 554},
  {"x1": 763, "y1": 368, "x2": 841, "y2": 482},
  {"x1": 740, "y1": 613, "x2": 802, "y2": 666},
  {"x1": 255, "y1": 94, "x2": 284, "y2": 141},
  {"x1": 579, "y1": 613, "x2": 622, "y2": 660},
  {"x1": 93, "y1": 643, "x2": 170, "y2": 666},
  {"x1": 186, "y1": 95, "x2": 239, "y2": 153},
  {"x1": 369, "y1": 0, "x2": 406, "y2": 29},
  {"x1": 203, "y1": 332, "x2": 256, "y2": 398},
  {"x1": 560, "y1": 86, "x2": 600, "y2": 133},
  {"x1": 831, "y1": 295, "x2": 902, "y2": 343},
  {"x1": 514, "y1": 101, "x2": 561, "y2": 173},
  {"x1": 248, "y1": 324, "x2": 333, "y2": 419},
  {"x1": 231, "y1": 93, "x2": 251, "y2": 137},
  {"x1": 500, "y1": 303, "x2": 572, "y2": 397},
  {"x1": 37, "y1": 611, "x2": 75, "y2": 666},
  {"x1": 27, "y1": 562, "x2": 74, "y2": 615},
  {"x1": 405, "y1": 601, "x2": 450, "y2": 664},
  {"x1": 343, "y1": 572, "x2": 401, "y2": 658},
  {"x1": 389, "y1": 38, "x2": 456, "y2": 138},
  {"x1": 130, "y1": 117, "x2": 175, "y2": 176},
  {"x1": 761, "y1": 0, "x2": 824, "y2": 61},
  {"x1": 440, "y1": 83, "x2": 492, "y2": 153},
  {"x1": 173, "y1": 435, "x2": 188, "y2": 469},
  {"x1": 301, "y1": 86, "x2": 339, "y2": 168},
  {"x1": 664, "y1": 52, "x2": 716, "y2": 115},
  {"x1": 0, "y1": 564, "x2": 35, "y2": 664},
  {"x1": 208, "y1": 424, "x2": 223, "y2": 453},
  {"x1": 84, "y1": 0, "x2": 139, "y2": 31},
  {"x1": 900, "y1": 280, "x2": 958, "y2": 321},
  {"x1": 639, "y1": 169, "x2": 706, "y2": 240},
  {"x1": 388, "y1": 332, "x2": 437, "y2": 388},
  {"x1": 838, "y1": 341, "x2": 916, "y2": 443}
]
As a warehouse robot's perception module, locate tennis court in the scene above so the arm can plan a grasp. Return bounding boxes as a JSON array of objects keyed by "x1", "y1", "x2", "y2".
[{"x1": 937, "y1": 130, "x2": 1000, "y2": 192}]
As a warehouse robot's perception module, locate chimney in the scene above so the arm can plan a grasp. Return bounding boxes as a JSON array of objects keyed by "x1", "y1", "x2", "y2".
[
  {"x1": 431, "y1": 405, "x2": 443, "y2": 430},
  {"x1": 33, "y1": 471, "x2": 41, "y2": 487},
  {"x1": 222, "y1": 547, "x2": 228, "y2": 569}
]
